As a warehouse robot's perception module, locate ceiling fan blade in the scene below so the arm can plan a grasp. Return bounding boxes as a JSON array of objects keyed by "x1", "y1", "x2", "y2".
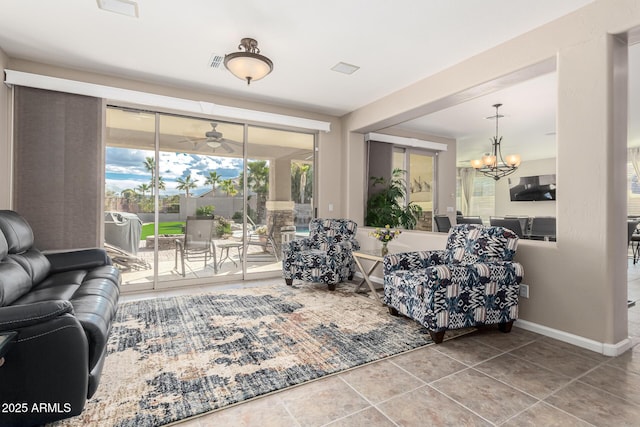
[
  {"x1": 220, "y1": 141, "x2": 234, "y2": 153},
  {"x1": 221, "y1": 137, "x2": 242, "y2": 145}
]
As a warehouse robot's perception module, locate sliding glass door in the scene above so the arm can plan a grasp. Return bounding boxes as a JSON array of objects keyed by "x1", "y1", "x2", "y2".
[
  {"x1": 104, "y1": 108, "x2": 157, "y2": 291},
  {"x1": 245, "y1": 125, "x2": 315, "y2": 279},
  {"x1": 104, "y1": 106, "x2": 315, "y2": 290},
  {"x1": 393, "y1": 147, "x2": 436, "y2": 231}
]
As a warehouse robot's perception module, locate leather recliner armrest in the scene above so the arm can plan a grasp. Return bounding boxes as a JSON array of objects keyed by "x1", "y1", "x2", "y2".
[
  {"x1": 0, "y1": 300, "x2": 74, "y2": 332},
  {"x1": 0, "y1": 303, "x2": 89, "y2": 425},
  {"x1": 45, "y1": 248, "x2": 111, "y2": 273}
]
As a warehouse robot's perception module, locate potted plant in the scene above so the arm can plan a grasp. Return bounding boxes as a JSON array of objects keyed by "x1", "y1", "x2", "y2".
[{"x1": 366, "y1": 168, "x2": 423, "y2": 229}]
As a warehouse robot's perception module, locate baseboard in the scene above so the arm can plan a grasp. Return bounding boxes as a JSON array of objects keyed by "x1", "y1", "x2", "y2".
[
  {"x1": 515, "y1": 319, "x2": 633, "y2": 357},
  {"x1": 358, "y1": 272, "x2": 634, "y2": 356}
]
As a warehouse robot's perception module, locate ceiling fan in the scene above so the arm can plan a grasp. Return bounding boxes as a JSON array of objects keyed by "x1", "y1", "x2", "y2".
[{"x1": 179, "y1": 122, "x2": 241, "y2": 153}]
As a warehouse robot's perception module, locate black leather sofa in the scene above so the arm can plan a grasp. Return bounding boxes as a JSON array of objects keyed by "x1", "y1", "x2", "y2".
[{"x1": 0, "y1": 210, "x2": 121, "y2": 426}]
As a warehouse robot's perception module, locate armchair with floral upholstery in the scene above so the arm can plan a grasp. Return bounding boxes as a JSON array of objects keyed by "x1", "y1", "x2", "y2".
[
  {"x1": 282, "y1": 218, "x2": 360, "y2": 290},
  {"x1": 383, "y1": 224, "x2": 523, "y2": 343}
]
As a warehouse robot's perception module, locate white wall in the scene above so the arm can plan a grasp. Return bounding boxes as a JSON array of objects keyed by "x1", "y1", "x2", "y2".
[{"x1": 342, "y1": 0, "x2": 640, "y2": 352}]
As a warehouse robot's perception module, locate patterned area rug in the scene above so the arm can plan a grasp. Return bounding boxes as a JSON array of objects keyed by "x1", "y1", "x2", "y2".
[{"x1": 56, "y1": 282, "x2": 436, "y2": 426}]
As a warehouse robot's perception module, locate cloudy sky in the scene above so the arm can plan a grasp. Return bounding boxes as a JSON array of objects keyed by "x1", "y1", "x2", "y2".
[{"x1": 105, "y1": 147, "x2": 244, "y2": 196}]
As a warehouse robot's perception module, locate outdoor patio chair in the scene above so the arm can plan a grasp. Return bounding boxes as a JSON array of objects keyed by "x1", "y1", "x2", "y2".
[
  {"x1": 174, "y1": 216, "x2": 217, "y2": 276},
  {"x1": 246, "y1": 216, "x2": 280, "y2": 261},
  {"x1": 383, "y1": 224, "x2": 523, "y2": 343},
  {"x1": 282, "y1": 218, "x2": 360, "y2": 290}
]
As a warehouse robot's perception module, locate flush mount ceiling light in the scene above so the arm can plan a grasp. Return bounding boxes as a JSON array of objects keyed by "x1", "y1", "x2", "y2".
[
  {"x1": 96, "y1": 0, "x2": 138, "y2": 17},
  {"x1": 224, "y1": 38, "x2": 273, "y2": 85},
  {"x1": 470, "y1": 104, "x2": 521, "y2": 181}
]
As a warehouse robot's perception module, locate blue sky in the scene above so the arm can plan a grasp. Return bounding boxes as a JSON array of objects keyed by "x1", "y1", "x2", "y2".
[{"x1": 105, "y1": 147, "x2": 244, "y2": 196}]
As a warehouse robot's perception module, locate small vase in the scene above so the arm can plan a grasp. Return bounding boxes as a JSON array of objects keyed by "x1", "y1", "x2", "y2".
[{"x1": 381, "y1": 242, "x2": 389, "y2": 256}]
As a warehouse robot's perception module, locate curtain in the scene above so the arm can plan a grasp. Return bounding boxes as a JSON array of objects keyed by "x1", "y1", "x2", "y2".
[
  {"x1": 630, "y1": 147, "x2": 640, "y2": 182},
  {"x1": 14, "y1": 86, "x2": 102, "y2": 250},
  {"x1": 459, "y1": 167, "x2": 476, "y2": 216}
]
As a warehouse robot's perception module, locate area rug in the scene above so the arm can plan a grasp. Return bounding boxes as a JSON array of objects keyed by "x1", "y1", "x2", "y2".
[{"x1": 55, "y1": 282, "x2": 438, "y2": 427}]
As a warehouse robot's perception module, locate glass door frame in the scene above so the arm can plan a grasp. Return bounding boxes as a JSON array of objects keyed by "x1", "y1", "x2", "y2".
[
  {"x1": 393, "y1": 146, "x2": 439, "y2": 230},
  {"x1": 104, "y1": 103, "x2": 317, "y2": 292}
]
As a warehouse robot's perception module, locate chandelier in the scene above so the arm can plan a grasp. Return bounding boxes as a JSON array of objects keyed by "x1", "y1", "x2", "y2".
[
  {"x1": 224, "y1": 38, "x2": 273, "y2": 85},
  {"x1": 470, "y1": 103, "x2": 521, "y2": 181}
]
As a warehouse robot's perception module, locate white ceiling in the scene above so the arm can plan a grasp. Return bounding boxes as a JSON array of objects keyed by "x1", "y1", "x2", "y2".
[{"x1": 3, "y1": 0, "x2": 634, "y2": 163}]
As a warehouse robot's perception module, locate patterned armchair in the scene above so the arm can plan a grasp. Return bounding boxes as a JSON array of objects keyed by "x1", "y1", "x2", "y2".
[
  {"x1": 383, "y1": 224, "x2": 523, "y2": 343},
  {"x1": 282, "y1": 218, "x2": 360, "y2": 290}
]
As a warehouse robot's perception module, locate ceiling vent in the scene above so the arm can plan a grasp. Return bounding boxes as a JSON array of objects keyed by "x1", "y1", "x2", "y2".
[
  {"x1": 209, "y1": 54, "x2": 225, "y2": 70},
  {"x1": 96, "y1": 0, "x2": 139, "y2": 18},
  {"x1": 331, "y1": 62, "x2": 360, "y2": 75}
]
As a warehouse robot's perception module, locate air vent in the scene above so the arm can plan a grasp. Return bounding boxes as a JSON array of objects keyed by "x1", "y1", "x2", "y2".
[
  {"x1": 331, "y1": 62, "x2": 360, "y2": 75},
  {"x1": 209, "y1": 54, "x2": 225, "y2": 70}
]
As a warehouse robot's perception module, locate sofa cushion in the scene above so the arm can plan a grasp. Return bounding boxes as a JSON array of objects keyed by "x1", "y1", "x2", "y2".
[
  {"x1": 0, "y1": 210, "x2": 36, "y2": 254},
  {"x1": 446, "y1": 224, "x2": 519, "y2": 264},
  {"x1": 0, "y1": 262, "x2": 33, "y2": 307},
  {"x1": 8, "y1": 250, "x2": 51, "y2": 285},
  {"x1": 0, "y1": 230, "x2": 7, "y2": 259}
]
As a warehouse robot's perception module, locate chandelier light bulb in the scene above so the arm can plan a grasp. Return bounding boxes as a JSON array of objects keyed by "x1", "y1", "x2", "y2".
[
  {"x1": 505, "y1": 154, "x2": 521, "y2": 167},
  {"x1": 470, "y1": 159, "x2": 483, "y2": 168},
  {"x1": 483, "y1": 154, "x2": 497, "y2": 167}
]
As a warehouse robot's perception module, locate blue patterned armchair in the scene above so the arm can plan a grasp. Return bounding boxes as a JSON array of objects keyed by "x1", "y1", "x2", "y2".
[
  {"x1": 282, "y1": 218, "x2": 360, "y2": 290},
  {"x1": 383, "y1": 224, "x2": 523, "y2": 343}
]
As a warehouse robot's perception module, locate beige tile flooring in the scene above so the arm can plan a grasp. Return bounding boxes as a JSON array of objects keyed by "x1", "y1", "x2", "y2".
[{"x1": 118, "y1": 264, "x2": 640, "y2": 427}]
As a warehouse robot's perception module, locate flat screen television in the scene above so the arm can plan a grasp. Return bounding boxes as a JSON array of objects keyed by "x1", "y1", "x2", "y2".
[{"x1": 508, "y1": 174, "x2": 556, "y2": 201}]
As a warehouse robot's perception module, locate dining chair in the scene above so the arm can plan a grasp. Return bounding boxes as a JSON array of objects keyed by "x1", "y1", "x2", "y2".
[
  {"x1": 490, "y1": 217, "x2": 524, "y2": 238},
  {"x1": 629, "y1": 220, "x2": 640, "y2": 264},
  {"x1": 457, "y1": 216, "x2": 483, "y2": 225},
  {"x1": 529, "y1": 217, "x2": 556, "y2": 241},
  {"x1": 433, "y1": 215, "x2": 452, "y2": 233}
]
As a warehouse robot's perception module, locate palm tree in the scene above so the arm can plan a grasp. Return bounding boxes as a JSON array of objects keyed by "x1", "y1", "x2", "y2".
[
  {"x1": 136, "y1": 183, "x2": 151, "y2": 198},
  {"x1": 205, "y1": 171, "x2": 222, "y2": 194},
  {"x1": 176, "y1": 174, "x2": 197, "y2": 197},
  {"x1": 120, "y1": 188, "x2": 137, "y2": 211},
  {"x1": 291, "y1": 162, "x2": 311, "y2": 204},
  {"x1": 246, "y1": 160, "x2": 269, "y2": 223},
  {"x1": 143, "y1": 157, "x2": 156, "y2": 197},
  {"x1": 221, "y1": 179, "x2": 237, "y2": 197},
  {"x1": 157, "y1": 176, "x2": 166, "y2": 193}
]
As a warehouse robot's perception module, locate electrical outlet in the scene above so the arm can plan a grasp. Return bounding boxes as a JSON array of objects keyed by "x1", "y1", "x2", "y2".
[{"x1": 519, "y1": 284, "x2": 529, "y2": 298}]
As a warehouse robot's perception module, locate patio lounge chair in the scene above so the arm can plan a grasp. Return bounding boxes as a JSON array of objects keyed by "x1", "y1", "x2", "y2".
[{"x1": 104, "y1": 242, "x2": 151, "y2": 271}]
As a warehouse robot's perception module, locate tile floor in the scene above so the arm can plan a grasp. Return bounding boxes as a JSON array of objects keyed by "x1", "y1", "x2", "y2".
[{"x1": 118, "y1": 264, "x2": 640, "y2": 427}]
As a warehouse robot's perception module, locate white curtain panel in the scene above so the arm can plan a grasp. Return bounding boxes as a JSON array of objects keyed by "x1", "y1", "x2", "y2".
[
  {"x1": 459, "y1": 167, "x2": 476, "y2": 216},
  {"x1": 630, "y1": 147, "x2": 640, "y2": 181}
]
